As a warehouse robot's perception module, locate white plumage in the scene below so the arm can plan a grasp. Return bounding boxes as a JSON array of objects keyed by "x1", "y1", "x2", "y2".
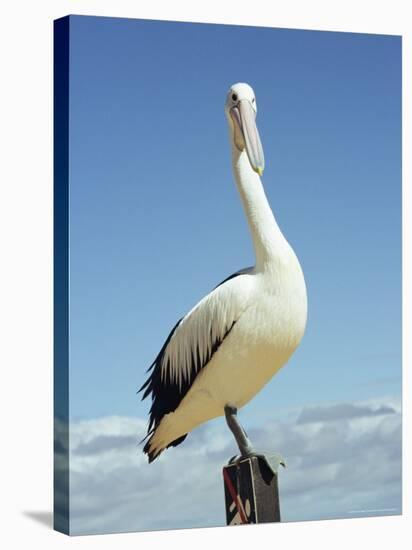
[{"x1": 139, "y1": 83, "x2": 307, "y2": 463}]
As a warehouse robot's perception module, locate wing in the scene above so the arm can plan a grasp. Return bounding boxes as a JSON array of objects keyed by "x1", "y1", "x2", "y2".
[{"x1": 138, "y1": 269, "x2": 253, "y2": 441}]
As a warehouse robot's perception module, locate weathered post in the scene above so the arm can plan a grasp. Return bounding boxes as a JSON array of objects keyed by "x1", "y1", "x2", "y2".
[{"x1": 223, "y1": 456, "x2": 281, "y2": 525}]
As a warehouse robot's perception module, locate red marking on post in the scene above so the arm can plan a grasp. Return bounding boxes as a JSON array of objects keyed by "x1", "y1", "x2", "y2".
[{"x1": 223, "y1": 467, "x2": 248, "y2": 524}]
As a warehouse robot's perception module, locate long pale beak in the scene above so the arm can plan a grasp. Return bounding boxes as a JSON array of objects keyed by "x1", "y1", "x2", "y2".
[{"x1": 231, "y1": 99, "x2": 265, "y2": 176}]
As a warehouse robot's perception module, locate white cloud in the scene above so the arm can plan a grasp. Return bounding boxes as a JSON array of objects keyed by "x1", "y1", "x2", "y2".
[{"x1": 61, "y1": 396, "x2": 402, "y2": 535}]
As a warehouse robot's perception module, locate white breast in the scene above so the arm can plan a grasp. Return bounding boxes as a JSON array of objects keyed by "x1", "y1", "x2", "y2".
[{"x1": 190, "y1": 253, "x2": 307, "y2": 413}]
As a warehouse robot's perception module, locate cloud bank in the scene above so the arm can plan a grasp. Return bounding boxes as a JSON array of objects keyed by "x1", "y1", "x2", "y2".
[{"x1": 59, "y1": 396, "x2": 401, "y2": 535}]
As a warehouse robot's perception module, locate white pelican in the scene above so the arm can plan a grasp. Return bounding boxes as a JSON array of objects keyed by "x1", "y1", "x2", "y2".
[{"x1": 139, "y1": 83, "x2": 307, "y2": 470}]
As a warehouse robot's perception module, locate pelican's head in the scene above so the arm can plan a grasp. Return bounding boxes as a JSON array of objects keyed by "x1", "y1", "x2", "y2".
[{"x1": 225, "y1": 82, "x2": 265, "y2": 176}]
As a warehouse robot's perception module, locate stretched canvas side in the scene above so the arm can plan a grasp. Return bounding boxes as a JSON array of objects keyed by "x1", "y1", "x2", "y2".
[{"x1": 53, "y1": 15, "x2": 70, "y2": 536}]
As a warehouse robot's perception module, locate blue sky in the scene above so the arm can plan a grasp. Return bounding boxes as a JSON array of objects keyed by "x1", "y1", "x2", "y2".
[{"x1": 68, "y1": 16, "x2": 401, "y2": 426}]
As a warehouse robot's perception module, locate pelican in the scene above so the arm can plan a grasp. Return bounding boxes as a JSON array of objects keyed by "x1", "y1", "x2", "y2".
[{"x1": 139, "y1": 83, "x2": 307, "y2": 470}]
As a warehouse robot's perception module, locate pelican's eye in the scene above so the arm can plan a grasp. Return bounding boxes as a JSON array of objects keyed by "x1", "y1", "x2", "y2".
[
  {"x1": 231, "y1": 93, "x2": 238, "y2": 102},
  {"x1": 252, "y1": 98, "x2": 255, "y2": 103}
]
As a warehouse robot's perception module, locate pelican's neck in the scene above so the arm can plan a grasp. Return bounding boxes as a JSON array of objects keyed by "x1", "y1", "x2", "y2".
[{"x1": 232, "y1": 145, "x2": 291, "y2": 269}]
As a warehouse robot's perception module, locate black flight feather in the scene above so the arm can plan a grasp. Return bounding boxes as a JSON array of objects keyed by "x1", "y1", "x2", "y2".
[{"x1": 138, "y1": 273, "x2": 243, "y2": 463}]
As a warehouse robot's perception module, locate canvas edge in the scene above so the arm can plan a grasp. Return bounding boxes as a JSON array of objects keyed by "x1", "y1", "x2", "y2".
[{"x1": 53, "y1": 14, "x2": 70, "y2": 536}]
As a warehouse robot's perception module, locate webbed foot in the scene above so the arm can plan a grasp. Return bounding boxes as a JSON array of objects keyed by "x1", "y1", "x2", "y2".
[{"x1": 228, "y1": 450, "x2": 286, "y2": 475}]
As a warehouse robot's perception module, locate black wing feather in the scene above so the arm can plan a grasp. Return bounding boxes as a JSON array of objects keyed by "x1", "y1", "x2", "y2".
[
  {"x1": 137, "y1": 270, "x2": 249, "y2": 460},
  {"x1": 213, "y1": 267, "x2": 251, "y2": 290},
  {"x1": 138, "y1": 316, "x2": 236, "y2": 453}
]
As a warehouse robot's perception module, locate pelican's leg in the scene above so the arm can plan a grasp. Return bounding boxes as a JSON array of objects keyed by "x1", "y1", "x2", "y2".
[
  {"x1": 224, "y1": 404, "x2": 286, "y2": 475},
  {"x1": 224, "y1": 404, "x2": 254, "y2": 456}
]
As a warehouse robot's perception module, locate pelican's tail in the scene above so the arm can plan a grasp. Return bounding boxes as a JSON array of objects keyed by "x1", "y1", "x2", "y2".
[{"x1": 142, "y1": 413, "x2": 188, "y2": 463}]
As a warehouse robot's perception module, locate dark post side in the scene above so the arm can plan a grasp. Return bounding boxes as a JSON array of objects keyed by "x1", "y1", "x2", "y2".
[{"x1": 223, "y1": 457, "x2": 281, "y2": 525}]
